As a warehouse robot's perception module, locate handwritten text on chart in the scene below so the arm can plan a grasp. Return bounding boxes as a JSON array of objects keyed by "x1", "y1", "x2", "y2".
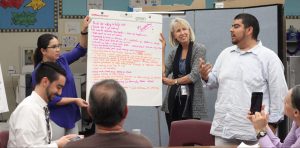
[{"x1": 89, "y1": 20, "x2": 161, "y2": 90}]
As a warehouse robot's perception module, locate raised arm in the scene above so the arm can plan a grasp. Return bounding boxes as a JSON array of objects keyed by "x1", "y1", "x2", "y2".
[{"x1": 79, "y1": 16, "x2": 91, "y2": 49}]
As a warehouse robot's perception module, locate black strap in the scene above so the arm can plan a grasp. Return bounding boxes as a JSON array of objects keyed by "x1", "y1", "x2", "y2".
[{"x1": 168, "y1": 42, "x2": 194, "y2": 118}]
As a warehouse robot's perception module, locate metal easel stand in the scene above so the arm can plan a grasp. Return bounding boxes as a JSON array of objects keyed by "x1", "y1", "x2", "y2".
[{"x1": 155, "y1": 106, "x2": 162, "y2": 147}]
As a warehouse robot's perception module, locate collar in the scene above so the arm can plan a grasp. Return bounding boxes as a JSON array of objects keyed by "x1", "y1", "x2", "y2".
[
  {"x1": 230, "y1": 40, "x2": 262, "y2": 55},
  {"x1": 31, "y1": 91, "x2": 48, "y2": 108},
  {"x1": 96, "y1": 125, "x2": 125, "y2": 134}
]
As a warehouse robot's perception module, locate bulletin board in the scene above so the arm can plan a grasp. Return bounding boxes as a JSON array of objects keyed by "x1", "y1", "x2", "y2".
[
  {"x1": 0, "y1": 0, "x2": 58, "y2": 32},
  {"x1": 285, "y1": 0, "x2": 300, "y2": 19}
]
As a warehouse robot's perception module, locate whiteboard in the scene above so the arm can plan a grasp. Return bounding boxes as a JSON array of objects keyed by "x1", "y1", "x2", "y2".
[
  {"x1": 87, "y1": 9, "x2": 163, "y2": 106},
  {"x1": 0, "y1": 64, "x2": 9, "y2": 113}
]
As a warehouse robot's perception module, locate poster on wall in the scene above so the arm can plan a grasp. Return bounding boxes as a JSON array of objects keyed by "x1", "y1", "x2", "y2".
[
  {"x1": 20, "y1": 47, "x2": 34, "y2": 70},
  {"x1": 0, "y1": 0, "x2": 58, "y2": 32},
  {"x1": 61, "y1": 36, "x2": 78, "y2": 48},
  {"x1": 87, "y1": 9, "x2": 162, "y2": 106}
]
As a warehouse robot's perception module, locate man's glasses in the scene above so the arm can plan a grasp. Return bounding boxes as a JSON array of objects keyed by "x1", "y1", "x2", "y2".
[{"x1": 47, "y1": 44, "x2": 62, "y2": 49}]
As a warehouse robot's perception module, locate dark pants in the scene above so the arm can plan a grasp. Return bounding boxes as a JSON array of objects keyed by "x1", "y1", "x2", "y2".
[{"x1": 166, "y1": 95, "x2": 187, "y2": 134}]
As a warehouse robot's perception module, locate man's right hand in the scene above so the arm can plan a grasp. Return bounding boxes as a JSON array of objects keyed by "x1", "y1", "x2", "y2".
[
  {"x1": 199, "y1": 58, "x2": 212, "y2": 81},
  {"x1": 56, "y1": 134, "x2": 78, "y2": 148}
]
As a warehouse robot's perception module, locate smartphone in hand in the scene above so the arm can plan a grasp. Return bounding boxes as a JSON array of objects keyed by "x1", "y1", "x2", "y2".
[
  {"x1": 250, "y1": 92, "x2": 263, "y2": 115},
  {"x1": 69, "y1": 136, "x2": 82, "y2": 142}
]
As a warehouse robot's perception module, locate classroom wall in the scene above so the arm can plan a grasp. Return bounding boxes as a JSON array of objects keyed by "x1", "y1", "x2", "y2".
[
  {"x1": 286, "y1": 19, "x2": 300, "y2": 30},
  {"x1": 103, "y1": 0, "x2": 193, "y2": 11},
  {"x1": 0, "y1": 17, "x2": 87, "y2": 120},
  {"x1": 0, "y1": 0, "x2": 180, "y2": 117},
  {"x1": 0, "y1": 32, "x2": 43, "y2": 119},
  {"x1": 0, "y1": 0, "x2": 193, "y2": 121},
  {"x1": 0, "y1": 0, "x2": 299, "y2": 147},
  {"x1": 0, "y1": 0, "x2": 299, "y2": 124}
]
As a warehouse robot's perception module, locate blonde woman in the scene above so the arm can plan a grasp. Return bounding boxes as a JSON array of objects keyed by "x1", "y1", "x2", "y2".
[{"x1": 160, "y1": 18, "x2": 207, "y2": 132}]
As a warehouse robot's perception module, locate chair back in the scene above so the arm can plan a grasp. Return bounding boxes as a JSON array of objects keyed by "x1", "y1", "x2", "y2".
[
  {"x1": 0, "y1": 130, "x2": 9, "y2": 148},
  {"x1": 169, "y1": 119, "x2": 214, "y2": 146}
]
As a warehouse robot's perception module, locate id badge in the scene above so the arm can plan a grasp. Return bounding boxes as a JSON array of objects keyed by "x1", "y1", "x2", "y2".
[{"x1": 181, "y1": 85, "x2": 187, "y2": 95}]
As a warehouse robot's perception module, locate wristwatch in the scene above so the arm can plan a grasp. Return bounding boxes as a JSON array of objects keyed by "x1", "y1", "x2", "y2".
[
  {"x1": 81, "y1": 31, "x2": 88, "y2": 35},
  {"x1": 256, "y1": 131, "x2": 267, "y2": 139}
]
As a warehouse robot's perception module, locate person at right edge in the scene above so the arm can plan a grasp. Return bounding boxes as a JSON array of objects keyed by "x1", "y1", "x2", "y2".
[
  {"x1": 248, "y1": 85, "x2": 300, "y2": 147},
  {"x1": 199, "y1": 13, "x2": 288, "y2": 146},
  {"x1": 160, "y1": 17, "x2": 207, "y2": 133}
]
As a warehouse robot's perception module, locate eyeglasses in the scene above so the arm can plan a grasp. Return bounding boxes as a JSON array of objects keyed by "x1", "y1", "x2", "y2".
[{"x1": 47, "y1": 44, "x2": 62, "y2": 49}]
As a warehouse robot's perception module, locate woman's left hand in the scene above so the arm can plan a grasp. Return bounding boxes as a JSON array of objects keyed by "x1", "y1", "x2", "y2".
[{"x1": 82, "y1": 16, "x2": 91, "y2": 33}]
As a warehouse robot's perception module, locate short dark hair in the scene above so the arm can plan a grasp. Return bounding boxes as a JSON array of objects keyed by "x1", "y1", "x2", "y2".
[
  {"x1": 35, "y1": 62, "x2": 66, "y2": 84},
  {"x1": 234, "y1": 13, "x2": 260, "y2": 40},
  {"x1": 291, "y1": 85, "x2": 300, "y2": 111},
  {"x1": 89, "y1": 79, "x2": 127, "y2": 127}
]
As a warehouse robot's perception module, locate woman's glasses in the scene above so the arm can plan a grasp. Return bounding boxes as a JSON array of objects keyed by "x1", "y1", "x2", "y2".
[{"x1": 47, "y1": 44, "x2": 62, "y2": 49}]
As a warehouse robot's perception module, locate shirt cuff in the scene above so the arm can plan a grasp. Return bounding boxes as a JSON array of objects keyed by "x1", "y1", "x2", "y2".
[
  {"x1": 201, "y1": 73, "x2": 213, "y2": 87},
  {"x1": 268, "y1": 114, "x2": 284, "y2": 123},
  {"x1": 49, "y1": 142, "x2": 58, "y2": 148},
  {"x1": 201, "y1": 78, "x2": 208, "y2": 87}
]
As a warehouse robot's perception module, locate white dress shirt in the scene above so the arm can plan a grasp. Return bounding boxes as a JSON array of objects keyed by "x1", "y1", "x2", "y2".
[
  {"x1": 206, "y1": 41, "x2": 288, "y2": 141},
  {"x1": 8, "y1": 91, "x2": 58, "y2": 148}
]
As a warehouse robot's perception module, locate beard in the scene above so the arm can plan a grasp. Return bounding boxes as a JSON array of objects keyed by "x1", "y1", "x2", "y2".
[
  {"x1": 231, "y1": 35, "x2": 238, "y2": 45},
  {"x1": 231, "y1": 40, "x2": 238, "y2": 45},
  {"x1": 46, "y1": 85, "x2": 55, "y2": 102},
  {"x1": 231, "y1": 31, "x2": 247, "y2": 45}
]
